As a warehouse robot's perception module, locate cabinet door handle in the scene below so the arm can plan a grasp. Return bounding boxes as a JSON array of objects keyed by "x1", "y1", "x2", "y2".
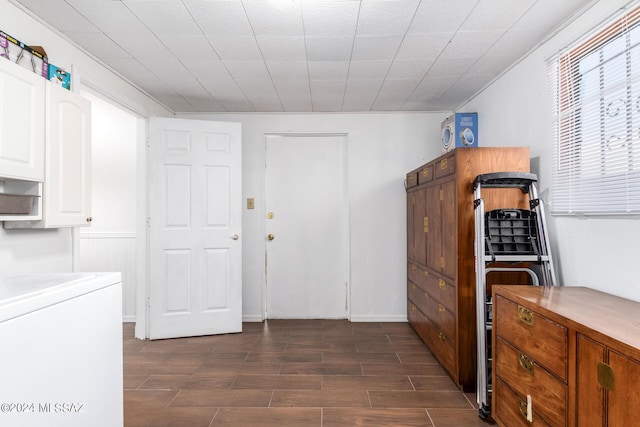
[
  {"x1": 518, "y1": 353, "x2": 534, "y2": 376},
  {"x1": 518, "y1": 305, "x2": 534, "y2": 326},
  {"x1": 438, "y1": 279, "x2": 445, "y2": 290},
  {"x1": 438, "y1": 304, "x2": 445, "y2": 313},
  {"x1": 86, "y1": 217, "x2": 93, "y2": 222}
]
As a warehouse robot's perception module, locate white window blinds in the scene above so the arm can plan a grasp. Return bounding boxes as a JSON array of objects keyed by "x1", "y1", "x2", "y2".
[{"x1": 548, "y1": 5, "x2": 640, "y2": 214}]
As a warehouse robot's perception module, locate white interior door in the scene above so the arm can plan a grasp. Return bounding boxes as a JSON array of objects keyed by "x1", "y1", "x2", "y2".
[
  {"x1": 265, "y1": 134, "x2": 348, "y2": 319},
  {"x1": 149, "y1": 117, "x2": 242, "y2": 339}
]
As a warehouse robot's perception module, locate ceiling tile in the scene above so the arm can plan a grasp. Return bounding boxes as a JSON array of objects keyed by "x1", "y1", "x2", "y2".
[
  {"x1": 182, "y1": 94, "x2": 227, "y2": 112},
  {"x1": 403, "y1": 76, "x2": 458, "y2": 108},
  {"x1": 351, "y1": 35, "x2": 403, "y2": 61},
  {"x1": 154, "y1": 93, "x2": 197, "y2": 112},
  {"x1": 256, "y1": 36, "x2": 307, "y2": 61},
  {"x1": 310, "y1": 80, "x2": 347, "y2": 111},
  {"x1": 180, "y1": 58, "x2": 233, "y2": 82},
  {"x1": 348, "y1": 60, "x2": 392, "y2": 80},
  {"x1": 15, "y1": 0, "x2": 99, "y2": 33},
  {"x1": 273, "y1": 80, "x2": 312, "y2": 111},
  {"x1": 235, "y1": 79, "x2": 283, "y2": 111},
  {"x1": 66, "y1": 0, "x2": 149, "y2": 34},
  {"x1": 462, "y1": 0, "x2": 536, "y2": 32},
  {"x1": 440, "y1": 30, "x2": 503, "y2": 58},
  {"x1": 308, "y1": 61, "x2": 349, "y2": 80},
  {"x1": 223, "y1": 60, "x2": 271, "y2": 80},
  {"x1": 183, "y1": 0, "x2": 253, "y2": 36},
  {"x1": 342, "y1": 79, "x2": 383, "y2": 111},
  {"x1": 514, "y1": 0, "x2": 592, "y2": 32},
  {"x1": 356, "y1": 0, "x2": 420, "y2": 36},
  {"x1": 123, "y1": 0, "x2": 200, "y2": 35},
  {"x1": 63, "y1": 32, "x2": 132, "y2": 59},
  {"x1": 156, "y1": 35, "x2": 218, "y2": 60},
  {"x1": 207, "y1": 36, "x2": 263, "y2": 61},
  {"x1": 427, "y1": 57, "x2": 477, "y2": 78},
  {"x1": 243, "y1": 1, "x2": 304, "y2": 36},
  {"x1": 107, "y1": 33, "x2": 174, "y2": 59},
  {"x1": 409, "y1": 0, "x2": 479, "y2": 34},
  {"x1": 387, "y1": 59, "x2": 434, "y2": 79},
  {"x1": 266, "y1": 61, "x2": 309, "y2": 80},
  {"x1": 301, "y1": 2, "x2": 359, "y2": 37},
  {"x1": 305, "y1": 37, "x2": 353, "y2": 62},
  {"x1": 373, "y1": 78, "x2": 421, "y2": 110},
  {"x1": 395, "y1": 33, "x2": 453, "y2": 61}
]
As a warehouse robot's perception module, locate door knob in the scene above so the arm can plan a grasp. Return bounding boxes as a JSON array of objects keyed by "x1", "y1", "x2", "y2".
[
  {"x1": 231, "y1": 234, "x2": 239, "y2": 240},
  {"x1": 267, "y1": 233, "x2": 275, "y2": 241}
]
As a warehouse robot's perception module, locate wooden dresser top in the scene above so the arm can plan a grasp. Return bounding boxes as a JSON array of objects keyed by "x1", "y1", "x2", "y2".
[{"x1": 493, "y1": 285, "x2": 640, "y2": 357}]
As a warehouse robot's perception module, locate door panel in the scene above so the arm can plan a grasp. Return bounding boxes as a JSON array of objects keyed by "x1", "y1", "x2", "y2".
[
  {"x1": 265, "y1": 134, "x2": 348, "y2": 319},
  {"x1": 149, "y1": 117, "x2": 241, "y2": 339}
]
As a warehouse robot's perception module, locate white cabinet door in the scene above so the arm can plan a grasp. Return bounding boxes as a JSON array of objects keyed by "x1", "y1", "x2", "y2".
[
  {"x1": 43, "y1": 83, "x2": 92, "y2": 227},
  {"x1": 0, "y1": 59, "x2": 45, "y2": 182}
]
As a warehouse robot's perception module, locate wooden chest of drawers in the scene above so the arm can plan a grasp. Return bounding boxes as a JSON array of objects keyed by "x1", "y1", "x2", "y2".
[{"x1": 493, "y1": 285, "x2": 640, "y2": 427}]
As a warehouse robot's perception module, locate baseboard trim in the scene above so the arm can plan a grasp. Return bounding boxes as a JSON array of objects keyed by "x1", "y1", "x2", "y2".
[
  {"x1": 350, "y1": 314, "x2": 408, "y2": 322},
  {"x1": 242, "y1": 314, "x2": 264, "y2": 322}
]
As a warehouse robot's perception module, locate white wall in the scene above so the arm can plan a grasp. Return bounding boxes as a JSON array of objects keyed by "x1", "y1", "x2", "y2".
[
  {"x1": 78, "y1": 91, "x2": 138, "y2": 321},
  {"x1": 0, "y1": 1, "x2": 169, "y2": 274},
  {"x1": 460, "y1": 0, "x2": 640, "y2": 302},
  {"x1": 180, "y1": 112, "x2": 448, "y2": 321}
]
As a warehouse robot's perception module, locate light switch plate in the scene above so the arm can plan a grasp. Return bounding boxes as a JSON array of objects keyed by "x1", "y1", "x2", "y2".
[{"x1": 247, "y1": 198, "x2": 255, "y2": 209}]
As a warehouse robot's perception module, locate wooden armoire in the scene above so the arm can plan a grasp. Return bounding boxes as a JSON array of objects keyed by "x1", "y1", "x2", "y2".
[{"x1": 405, "y1": 147, "x2": 530, "y2": 391}]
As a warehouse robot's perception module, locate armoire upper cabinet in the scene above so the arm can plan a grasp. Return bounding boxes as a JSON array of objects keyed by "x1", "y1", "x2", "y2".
[
  {"x1": 1, "y1": 59, "x2": 92, "y2": 228},
  {"x1": 0, "y1": 58, "x2": 45, "y2": 182}
]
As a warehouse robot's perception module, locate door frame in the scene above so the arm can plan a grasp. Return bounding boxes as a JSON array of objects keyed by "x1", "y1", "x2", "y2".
[{"x1": 261, "y1": 132, "x2": 351, "y2": 320}]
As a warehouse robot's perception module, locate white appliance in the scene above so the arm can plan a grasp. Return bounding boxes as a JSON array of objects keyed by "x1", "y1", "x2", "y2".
[{"x1": 0, "y1": 272, "x2": 123, "y2": 427}]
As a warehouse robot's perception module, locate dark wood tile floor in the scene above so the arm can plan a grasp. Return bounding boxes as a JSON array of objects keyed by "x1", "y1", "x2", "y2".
[{"x1": 123, "y1": 320, "x2": 493, "y2": 427}]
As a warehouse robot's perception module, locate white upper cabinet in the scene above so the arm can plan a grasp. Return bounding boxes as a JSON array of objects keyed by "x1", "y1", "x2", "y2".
[
  {"x1": 0, "y1": 59, "x2": 45, "y2": 182},
  {"x1": 1, "y1": 60, "x2": 92, "y2": 228},
  {"x1": 42, "y1": 82, "x2": 92, "y2": 228}
]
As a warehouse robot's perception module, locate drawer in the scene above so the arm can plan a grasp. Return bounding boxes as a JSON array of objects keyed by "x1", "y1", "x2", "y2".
[
  {"x1": 418, "y1": 164, "x2": 433, "y2": 185},
  {"x1": 495, "y1": 295, "x2": 568, "y2": 381},
  {"x1": 434, "y1": 154, "x2": 455, "y2": 178},
  {"x1": 409, "y1": 302, "x2": 456, "y2": 377},
  {"x1": 495, "y1": 337, "x2": 567, "y2": 427},
  {"x1": 494, "y1": 377, "x2": 552, "y2": 427},
  {"x1": 425, "y1": 273, "x2": 455, "y2": 312},
  {"x1": 407, "y1": 262, "x2": 428, "y2": 287},
  {"x1": 409, "y1": 281, "x2": 456, "y2": 341},
  {"x1": 406, "y1": 171, "x2": 418, "y2": 189}
]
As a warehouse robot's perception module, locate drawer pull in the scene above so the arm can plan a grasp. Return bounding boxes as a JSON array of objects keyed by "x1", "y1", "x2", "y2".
[
  {"x1": 518, "y1": 353, "x2": 534, "y2": 376},
  {"x1": 423, "y1": 216, "x2": 429, "y2": 233},
  {"x1": 438, "y1": 304, "x2": 445, "y2": 313},
  {"x1": 424, "y1": 270, "x2": 428, "y2": 276},
  {"x1": 422, "y1": 168, "x2": 429, "y2": 177},
  {"x1": 412, "y1": 264, "x2": 417, "y2": 272},
  {"x1": 438, "y1": 331, "x2": 446, "y2": 341},
  {"x1": 438, "y1": 279, "x2": 445, "y2": 290},
  {"x1": 518, "y1": 395, "x2": 533, "y2": 422},
  {"x1": 411, "y1": 283, "x2": 417, "y2": 290},
  {"x1": 440, "y1": 158, "x2": 448, "y2": 169},
  {"x1": 412, "y1": 305, "x2": 416, "y2": 312},
  {"x1": 518, "y1": 305, "x2": 534, "y2": 326}
]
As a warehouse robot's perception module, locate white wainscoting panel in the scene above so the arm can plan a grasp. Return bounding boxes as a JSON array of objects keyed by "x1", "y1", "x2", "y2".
[{"x1": 78, "y1": 232, "x2": 136, "y2": 321}]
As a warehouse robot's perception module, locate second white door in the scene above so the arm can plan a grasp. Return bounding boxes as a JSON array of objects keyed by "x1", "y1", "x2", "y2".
[{"x1": 265, "y1": 134, "x2": 348, "y2": 319}]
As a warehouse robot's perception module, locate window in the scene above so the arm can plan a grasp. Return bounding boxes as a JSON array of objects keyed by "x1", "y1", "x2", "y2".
[{"x1": 549, "y1": 5, "x2": 640, "y2": 214}]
